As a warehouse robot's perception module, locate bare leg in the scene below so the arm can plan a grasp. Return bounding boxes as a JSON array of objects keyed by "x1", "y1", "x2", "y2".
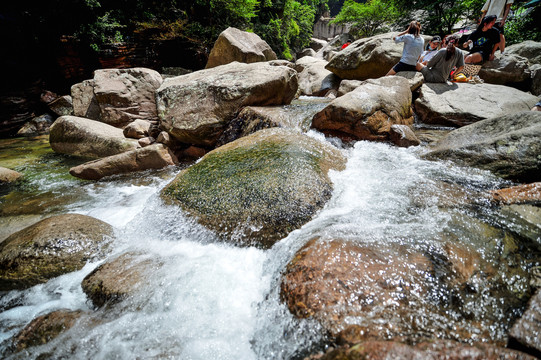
[
  {"x1": 386, "y1": 68, "x2": 397, "y2": 76},
  {"x1": 500, "y1": 34, "x2": 506, "y2": 53},
  {"x1": 464, "y1": 52, "x2": 483, "y2": 64}
]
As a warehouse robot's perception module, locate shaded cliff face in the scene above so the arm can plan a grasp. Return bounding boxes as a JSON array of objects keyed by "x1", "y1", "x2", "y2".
[{"x1": 0, "y1": 33, "x2": 207, "y2": 138}]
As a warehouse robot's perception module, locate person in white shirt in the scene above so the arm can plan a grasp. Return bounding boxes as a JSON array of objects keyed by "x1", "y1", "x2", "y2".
[
  {"x1": 419, "y1": 36, "x2": 442, "y2": 65},
  {"x1": 480, "y1": 0, "x2": 513, "y2": 53}
]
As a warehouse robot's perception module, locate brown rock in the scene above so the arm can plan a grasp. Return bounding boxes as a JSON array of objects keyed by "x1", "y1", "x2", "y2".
[
  {"x1": 509, "y1": 289, "x2": 541, "y2": 357},
  {"x1": 138, "y1": 136, "x2": 155, "y2": 147},
  {"x1": 0, "y1": 166, "x2": 23, "y2": 184},
  {"x1": 82, "y1": 252, "x2": 162, "y2": 307},
  {"x1": 69, "y1": 143, "x2": 179, "y2": 180},
  {"x1": 312, "y1": 76, "x2": 413, "y2": 142},
  {"x1": 491, "y1": 182, "x2": 541, "y2": 205},
  {"x1": 389, "y1": 124, "x2": 420, "y2": 147},
  {"x1": 71, "y1": 80, "x2": 101, "y2": 121},
  {"x1": 13, "y1": 309, "x2": 84, "y2": 351},
  {"x1": 93, "y1": 68, "x2": 163, "y2": 127},
  {"x1": 48, "y1": 95, "x2": 74, "y2": 116},
  {"x1": 206, "y1": 27, "x2": 277, "y2": 69},
  {"x1": 123, "y1": 119, "x2": 152, "y2": 139}
]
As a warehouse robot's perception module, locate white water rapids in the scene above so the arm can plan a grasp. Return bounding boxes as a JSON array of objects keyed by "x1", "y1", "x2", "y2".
[{"x1": 0, "y1": 128, "x2": 534, "y2": 359}]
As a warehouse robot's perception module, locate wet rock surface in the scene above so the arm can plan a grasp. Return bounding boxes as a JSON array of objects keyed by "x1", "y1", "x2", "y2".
[
  {"x1": 162, "y1": 128, "x2": 346, "y2": 248},
  {"x1": 0, "y1": 166, "x2": 23, "y2": 184},
  {"x1": 12, "y1": 309, "x2": 84, "y2": 352},
  {"x1": 509, "y1": 289, "x2": 541, "y2": 357},
  {"x1": 0, "y1": 214, "x2": 114, "y2": 291},
  {"x1": 82, "y1": 252, "x2": 162, "y2": 308}
]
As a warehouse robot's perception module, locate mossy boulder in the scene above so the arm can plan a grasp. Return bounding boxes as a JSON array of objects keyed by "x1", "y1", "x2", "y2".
[
  {"x1": 0, "y1": 214, "x2": 114, "y2": 291},
  {"x1": 162, "y1": 128, "x2": 346, "y2": 248}
]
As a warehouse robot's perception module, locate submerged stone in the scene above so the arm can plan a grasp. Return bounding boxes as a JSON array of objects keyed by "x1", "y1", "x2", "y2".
[
  {"x1": 0, "y1": 214, "x2": 114, "y2": 291},
  {"x1": 162, "y1": 128, "x2": 346, "y2": 248}
]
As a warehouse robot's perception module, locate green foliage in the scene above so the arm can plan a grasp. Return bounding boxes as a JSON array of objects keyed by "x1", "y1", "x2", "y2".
[
  {"x1": 332, "y1": 0, "x2": 400, "y2": 37},
  {"x1": 505, "y1": 3, "x2": 541, "y2": 44}
]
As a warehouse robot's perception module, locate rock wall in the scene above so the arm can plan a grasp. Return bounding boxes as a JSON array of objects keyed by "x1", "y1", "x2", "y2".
[{"x1": 313, "y1": 17, "x2": 351, "y2": 40}]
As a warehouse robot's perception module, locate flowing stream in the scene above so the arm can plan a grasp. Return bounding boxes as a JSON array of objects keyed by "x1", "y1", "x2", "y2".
[{"x1": 0, "y1": 108, "x2": 539, "y2": 359}]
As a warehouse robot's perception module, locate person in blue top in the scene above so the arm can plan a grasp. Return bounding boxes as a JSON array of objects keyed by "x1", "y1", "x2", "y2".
[{"x1": 386, "y1": 21, "x2": 424, "y2": 75}]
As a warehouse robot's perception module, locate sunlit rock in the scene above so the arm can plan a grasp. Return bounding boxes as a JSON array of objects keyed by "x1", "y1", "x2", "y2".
[
  {"x1": 82, "y1": 252, "x2": 162, "y2": 308},
  {"x1": 162, "y1": 128, "x2": 346, "y2": 248},
  {"x1": 478, "y1": 54, "x2": 531, "y2": 88},
  {"x1": 0, "y1": 166, "x2": 23, "y2": 184},
  {"x1": 510, "y1": 289, "x2": 541, "y2": 356},
  {"x1": 325, "y1": 32, "x2": 430, "y2": 80},
  {"x1": 12, "y1": 309, "x2": 84, "y2": 352},
  {"x1": 310, "y1": 340, "x2": 536, "y2": 360},
  {"x1": 505, "y1": 40, "x2": 541, "y2": 66},
  {"x1": 205, "y1": 27, "x2": 277, "y2": 69},
  {"x1": 396, "y1": 71, "x2": 425, "y2": 92},
  {"x1": 297, "y1": 48, "x2": 317, "y2": 60},
  {"x1": 71, "y1": 79, "x2": 101, "y2": 121},
  {"x1": 312, "y1": 76, "x2": 413, "y2": 142},
  {"x1": 296, "y1": 56, "x2": 340, "y2": 97},
  {"x1": 123, "y1": 119, "x2": 152, "y2": 139},
  {"x1": 93, "y1": 68, "x2": 163, "y2": 127},
  {"x1": 69, "y1": 143, "x2": 178, "y2": 180},
  {"x1": 156, "y1": 62, "x2": 298, "y2": 147},
  {"x1": 423, "y1": 112, "x2": 541, "y2": 182},
  {"x1": 49, "y1": 115, "x2": 139, "y2": 159},
  {"x1": 499, "y1": 204, "x2": 541, "y2": 244},
  {"x1": 0, "y1": 214, "x2": 114, "y2": 291},
  {"x1": 415, "y1": 83, "x2": 537, "y2": 127}
]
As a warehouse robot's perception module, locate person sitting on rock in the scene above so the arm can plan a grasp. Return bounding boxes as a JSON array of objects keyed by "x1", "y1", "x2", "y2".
[
  {"x1": 416, "y1": 36, "x2": 465, "y2": 83},
  {"x1": 386, "y1": 21, "x2": 424, "y2": 75},
  {"x1": 419, "y1": 36, "x2": 442, "y2": 65},
  {"x1": 463, "y1": 15, "x2": 501, "y2": 64}
]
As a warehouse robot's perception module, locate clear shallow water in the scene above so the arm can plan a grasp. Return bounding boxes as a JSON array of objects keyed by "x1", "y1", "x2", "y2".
[{"x1": 0, "y1": 131, "x2": 539, "y2": 359}]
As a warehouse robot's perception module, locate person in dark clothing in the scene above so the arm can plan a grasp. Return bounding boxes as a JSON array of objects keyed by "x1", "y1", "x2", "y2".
[{"x1": 463, "y1": 15, "x2": 501, "y2": 64}]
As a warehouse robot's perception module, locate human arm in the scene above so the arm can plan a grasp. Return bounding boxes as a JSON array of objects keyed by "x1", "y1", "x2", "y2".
[
  {"x1": 426, "y1": 49, "x2": 444, "y2": 68},
  {"x1": 489, "y1": 42, "x2": 499, "y2": 60},
  {"x1": 501, "y1": 3, "x2": 512, "y2": 25}
]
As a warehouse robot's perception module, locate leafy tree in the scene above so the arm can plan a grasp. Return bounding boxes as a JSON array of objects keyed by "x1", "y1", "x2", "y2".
[{"x1": 331, "y1": 0, "x2": 400, "y2": 37}]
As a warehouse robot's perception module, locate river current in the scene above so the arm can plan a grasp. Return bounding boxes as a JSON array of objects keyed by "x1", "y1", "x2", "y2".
[{"x1": 0, "y1": 116, "x2": 539, "y2": 359}]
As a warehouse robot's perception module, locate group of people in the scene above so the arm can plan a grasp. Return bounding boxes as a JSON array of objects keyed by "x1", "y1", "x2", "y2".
[{"x1": 386, "y1": 0, "x2": 513, "y2": 83}]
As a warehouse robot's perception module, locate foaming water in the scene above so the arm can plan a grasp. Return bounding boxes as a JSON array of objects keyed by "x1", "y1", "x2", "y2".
[{"x1": 0, "y1": 136, "x2": 538, "y2": 359}]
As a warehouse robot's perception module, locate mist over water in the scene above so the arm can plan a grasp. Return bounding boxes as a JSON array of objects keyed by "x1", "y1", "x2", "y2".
[{"x1": 0, "y1": 131, "x2": 537, "y2": 359}]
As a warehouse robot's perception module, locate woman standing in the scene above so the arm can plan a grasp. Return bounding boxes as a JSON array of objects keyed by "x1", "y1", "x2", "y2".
[
  {"x1": 386, "y1": 21, "x2": 424, "y2": 75},
  {"x1": 416, "y1": 36, "x2": 465, "y2": 83}
]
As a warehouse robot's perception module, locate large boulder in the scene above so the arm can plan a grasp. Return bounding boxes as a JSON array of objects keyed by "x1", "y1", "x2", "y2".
[
  {"x1": 0, "y1": 166, "x2": 23, "y2": 183},
  {"x1": 312, "y1": 76, "x2": 413, "y2": 141},
  {"x1": 530, "y1": 64, "x2": 541, "y2": 96},
  {"x1": 162, "y1": 128, "x2": 346, "y2": 248},
  {"x1": 218, "y1": 102, "x2": 328, "y2": 146},
  {"x1": 296, "y1": 56, "x2": 340, "y2": 97},
  {"x1": 415, "y1": 83, "x2": 538, "y2": 127},
  {"x1": 205, "y1": 27, "x2": 277, "y2": 69},
  {"x1": 313, "y1": 340, "x2": 536, "y2": 360},
  {"x1": 325, "y1": 32, "x2": 430, "y2": 80},
  {"x1": 0, "y1": 214, "x2": 114, "y2": 291},
  {"x1": 49, "y1": 115, "x2": 139, "y2": 159},
  {"x1": 478, "y1": 53, "x2": 531, "y2": 88},
  {"x1": 156, "y1": 62, "x2": 298, "y2": 147},
  {"x1": 82, "y1": 252, "x2": 161, "y2": 308},
  {"x1": 505, "y1": 40, "x2": 541, "y2": 66},
  {"x1": 92, "y1": 68, "x2": 163, "y2": 127},
  {"x1": 423, "y1": 112, "x2": 541, "y2": 182},
  {"x1": 71, "y1": 79, "x2": 101, "y2": 121},
  {"x1": 281, "y1": 237, "x2": 506, "y2": 345},
  {"x1": 69, "y1": 143, "x2": 179, "y2": 180}
]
